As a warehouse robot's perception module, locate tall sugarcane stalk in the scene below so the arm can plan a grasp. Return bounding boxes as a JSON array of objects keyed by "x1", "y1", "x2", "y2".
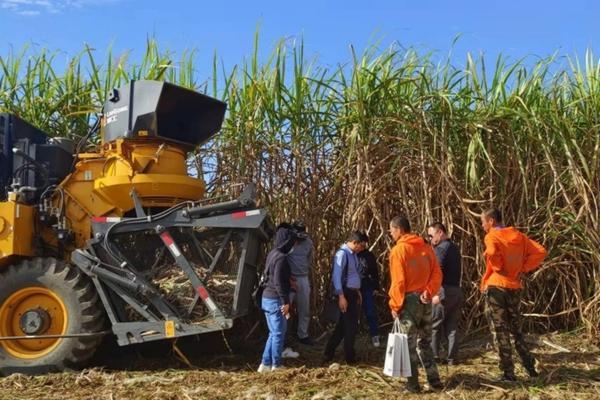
[{"x1": 1, "y1": 38, "x2": 598, "y2": 341}]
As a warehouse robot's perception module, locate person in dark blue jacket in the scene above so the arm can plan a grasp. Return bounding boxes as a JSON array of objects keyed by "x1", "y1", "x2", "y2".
[
  {"x1": 258, "y1": 225, "x2": 297, "y2": 372},
  {"x1": 427, "y1": 222, "x2": 463, "y2": 365},
  {"x1": 356, "y1": 231, "x2": 381, "y2": 347}
]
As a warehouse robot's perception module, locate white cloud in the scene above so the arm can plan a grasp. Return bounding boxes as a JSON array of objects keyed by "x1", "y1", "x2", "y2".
[
  {"x1": 0, "y1": 0, "x2": 117, "y2": 16},
  {"x1": 18, "y1": 9, "x2": 40, "y2": 15}
]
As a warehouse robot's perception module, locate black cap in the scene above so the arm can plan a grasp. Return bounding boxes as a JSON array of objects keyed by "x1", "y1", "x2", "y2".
[{"x1": 292, "y1": 220, "x2": 306, "y2": 232}]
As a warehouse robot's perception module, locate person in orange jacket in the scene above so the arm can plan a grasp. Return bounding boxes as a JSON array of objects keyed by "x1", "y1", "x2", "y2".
[
  {"x1": 388, "y1": 215, "x2": 443, "y2": 393},
  {"x1": 480, "y1": 208, "x2": 547, "y2": 382}
]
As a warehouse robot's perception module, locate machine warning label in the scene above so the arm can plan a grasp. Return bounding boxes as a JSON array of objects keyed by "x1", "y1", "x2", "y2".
[{"x1": 105, "y1": 106, "x2": 128, "y2": 125}]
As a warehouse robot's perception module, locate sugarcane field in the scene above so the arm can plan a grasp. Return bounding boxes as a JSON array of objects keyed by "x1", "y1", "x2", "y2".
[{"x1": 1, "y1": 3, "x2": 600, "y2": 400}]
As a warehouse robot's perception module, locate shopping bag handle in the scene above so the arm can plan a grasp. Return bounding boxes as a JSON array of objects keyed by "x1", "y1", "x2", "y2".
[{"x1": 392, "y1": 317, "x2": 401, "y2": 333}]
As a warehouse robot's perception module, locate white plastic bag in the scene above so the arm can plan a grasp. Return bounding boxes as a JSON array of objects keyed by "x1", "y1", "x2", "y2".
[{"x1": 382, "y1": 318, "x2": 412, "y2": 377}]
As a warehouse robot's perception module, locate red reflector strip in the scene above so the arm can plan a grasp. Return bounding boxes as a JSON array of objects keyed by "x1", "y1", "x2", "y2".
[
  {"x1": 231, "y1": 211, "x2": 246, "y2": 219},
  {"x1": 160, "y1": 232, "x2": 174, "y2": 246},
  {"x1": 197, "y1": 287, "x2": 218, "y2": 311},
  {"x1": 231, "y1": 210, "x2": 260, "y2": 219},
  {"x1": 197, "y1": 286, "x2": 209, "y2": 300},
  {"x1": 92, "y1": 216, "x2": 121, "y2": 223}
]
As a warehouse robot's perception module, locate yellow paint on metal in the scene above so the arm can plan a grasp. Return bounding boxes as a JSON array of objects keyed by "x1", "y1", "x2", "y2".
[
  {"x1": 0, "y1": 287, "x2": 67, "y2": 359},
  {"x1": 0, "y1": 201, "x2": 35, "y2": 259},
  {"x1": 1, "y1": 132, "x2": 205, "y2": 266},
  {"x1": 165, "y1": 320, "x2": 175, "y2": 338},
  {"x1": 91, "y1": 139, "x2": 204, "y2": 211}
]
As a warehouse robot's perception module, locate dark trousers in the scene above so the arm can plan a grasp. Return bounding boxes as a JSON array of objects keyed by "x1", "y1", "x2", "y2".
[
  {"x1": 431, "y1": 285, "x2": 463, "y2": 362},
  {"x1": 484, "y1": 286, "x2": 535, "y2": 374},
  {"x1": 399, "y1": 293, "x2": 440, "y2": 389},
  {"x1": 324, "y1": 289, "x2": 359, "y2": 363},
  {"x1": 361, "y1": 286, "x2": 378, "y2": 337}
]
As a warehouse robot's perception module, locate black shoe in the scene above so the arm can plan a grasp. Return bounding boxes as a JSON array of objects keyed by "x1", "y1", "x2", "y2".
[
  {"x1": 525, "y1": 366, "x2": 539, "y2": 378},
  {"x1": 405, "y1": 384, "x2": 421, "y2": 394},
  {"x1": 494, "y1": 372, "x2": 517, "y2": 382},
  {"x1": 428, "y1": 380, "x2": 444, "y2": 391},
  {"x1": 298, "y1": 336, "x2": 316, "y2": 346}
]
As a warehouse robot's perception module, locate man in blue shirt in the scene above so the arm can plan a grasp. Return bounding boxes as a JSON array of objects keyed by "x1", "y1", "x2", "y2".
[{"x1": 323, "y1": 231, "x2": 366, "y2": 364}]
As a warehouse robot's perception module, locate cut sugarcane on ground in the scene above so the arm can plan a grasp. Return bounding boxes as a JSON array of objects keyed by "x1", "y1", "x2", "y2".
[
  {"x1": 0, "y1": 331, "x2": 597, "y2": 399},
  {"x1": 153, "y1": 264, "x2": 237, "y2": 321}
]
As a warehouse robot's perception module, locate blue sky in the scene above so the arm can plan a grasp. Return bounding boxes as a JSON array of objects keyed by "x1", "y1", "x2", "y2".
[{"x1": 1, "y1": 0, "x2": 598, "y2": 78}]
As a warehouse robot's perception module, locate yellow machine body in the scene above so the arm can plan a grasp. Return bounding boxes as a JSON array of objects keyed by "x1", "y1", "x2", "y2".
[
  {"x1": 0, "y1": 79, "x2": 222, "y2": 260},
  {"x1": 50, "y1": 138, "x2": 205, "y2": 249},
  {"x1": 0, "y1": 200, "x2": 36, "y2": 266},
  {"x1": 0, "y1": 138, "x2": 205, "y2": 256},
  {"x1": 0, "y1": 81, "x2": 231, "y2": 370}
]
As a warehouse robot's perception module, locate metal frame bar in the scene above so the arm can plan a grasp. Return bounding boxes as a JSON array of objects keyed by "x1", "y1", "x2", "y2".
[{"x1": 72, "y1": 198, "x2": 271, "y2": 346}]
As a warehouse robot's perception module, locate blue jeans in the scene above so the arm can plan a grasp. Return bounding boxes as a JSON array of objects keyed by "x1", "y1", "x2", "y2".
[
  {"x1": 361, "y1": 286, "x2": 378, "y2": 337},
  {"x1": 261, "y1": 297, "x2": 287, "y2": 367}
]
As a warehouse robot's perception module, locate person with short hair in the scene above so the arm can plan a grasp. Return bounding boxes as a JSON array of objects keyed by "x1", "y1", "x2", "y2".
[
  {"x1": 356, "y1": 231, "x2": 381, "y2": 347},
  {"x1": 427, "y1": 222, "x2": 463, "y2": 365},
  {"x1": 323, "y1": 231, "x2": 366, "y2": 364},
  {"x1": 388, "y1": 215, "x2": 443, "y2": 393},
  {"x1": 480, "y1": 208, "x2": 547, "y2": 381}
]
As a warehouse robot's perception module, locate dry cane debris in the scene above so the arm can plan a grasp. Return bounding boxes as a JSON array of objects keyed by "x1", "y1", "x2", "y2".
[{"x1": 0, "y1": 332, "x2": 598, "y2": 400}]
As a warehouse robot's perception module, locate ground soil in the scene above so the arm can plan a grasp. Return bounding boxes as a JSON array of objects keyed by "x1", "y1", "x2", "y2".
[{"x1": 0, "y1": 329, "x2": 598, "y2": 400}]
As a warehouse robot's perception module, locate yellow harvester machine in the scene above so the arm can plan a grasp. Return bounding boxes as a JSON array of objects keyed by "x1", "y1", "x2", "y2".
[{"x1": 0, "y1": 80, "x2": 270, "y2": 374}]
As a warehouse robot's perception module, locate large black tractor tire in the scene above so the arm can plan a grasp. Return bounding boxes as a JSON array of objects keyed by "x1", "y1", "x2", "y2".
[{"x1": 0, "y1": 257, "x2": 105, "y2": 374}]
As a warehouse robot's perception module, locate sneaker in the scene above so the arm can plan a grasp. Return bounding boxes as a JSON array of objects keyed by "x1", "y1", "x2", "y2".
[
  {"x1": 282, "y1": 347, "x2": 299, "y2": 358},
  {"x1": 371, "y1": 335, "x2": 380, "y2": 348},
  {"x1": 298, "y1": 336, "x2": 316, "y2": 346},
  {"x1": 271, "y1": 365, "x2": 285, "y2": 371},
  {"x1": 257, "y1": 364, "x2": 270, "y2": 373}
]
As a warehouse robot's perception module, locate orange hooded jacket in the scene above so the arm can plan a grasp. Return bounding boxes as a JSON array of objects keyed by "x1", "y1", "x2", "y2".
[
  {"x1": 480, "y1": 226, "x2": 547, "y2": 291},
  {"x1": 388, "y1": 234, "x2": 442, "y2": 312}
]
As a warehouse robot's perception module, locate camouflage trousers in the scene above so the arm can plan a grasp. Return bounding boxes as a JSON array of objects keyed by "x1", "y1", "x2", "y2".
[
  {"x1": 484, "y1": 286, "x2": 535, "y2": 375},
  {"x1": 398, "y1": 293, "x2": 441, "y2": 388}
]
